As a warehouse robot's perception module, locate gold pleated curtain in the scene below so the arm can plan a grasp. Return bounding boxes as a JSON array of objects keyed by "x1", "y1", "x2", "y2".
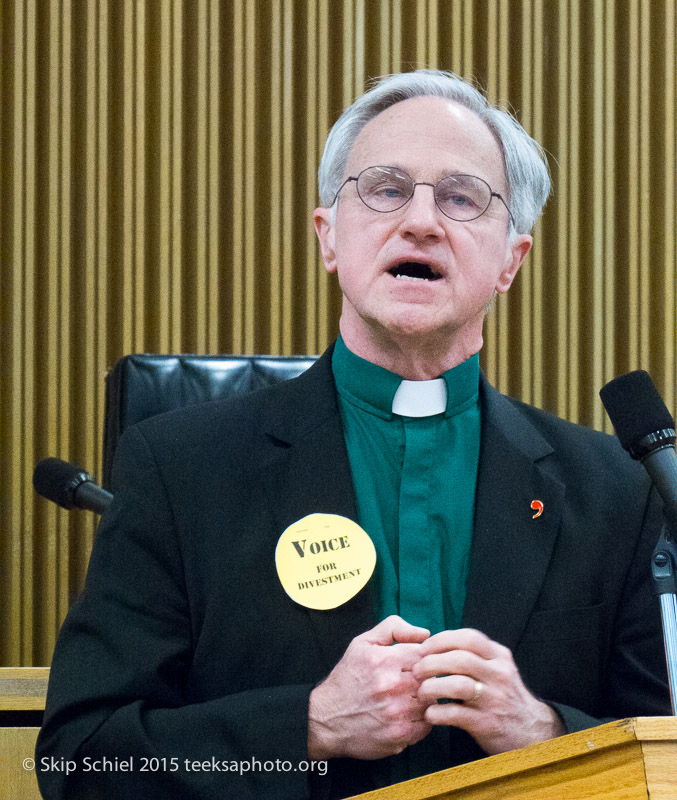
[{"x1": 1, "y1": 0, "x2": 675, "y2": 666}]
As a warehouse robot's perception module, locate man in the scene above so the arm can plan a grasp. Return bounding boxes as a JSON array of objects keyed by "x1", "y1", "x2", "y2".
[{"x1": 36, "y1": 69, "x2": 670, "y2": 800}]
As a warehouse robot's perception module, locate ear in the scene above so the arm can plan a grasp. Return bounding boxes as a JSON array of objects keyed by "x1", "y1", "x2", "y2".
[
  {"x1": 313, "y1": 207, "x2": 338, "y2": 274},
  {"x1": 495, "y1": 234, "x2": 532, "y2": 294}
]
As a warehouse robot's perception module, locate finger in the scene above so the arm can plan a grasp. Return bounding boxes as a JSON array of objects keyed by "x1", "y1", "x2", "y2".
[
  {"x1": 417, "y1": 674, "x2": 484, "y2": 705},
  {"x1": 366, "y1": 659, "x2": 430, "y2": 703},
  {"x1": 413, "y1": 650, "x2": 490, "y2": 683},
  {"x1": 424, "y1": 700, "x2": 479, "y2": 727},
  {"x1": 364, "y1": 615, "x2": 431, "y2": 646},
  {"x1": 419, "y1": 628, "x2": 498, "y2": 659},
  {"x1": 390, "y1": 642, "x2": 430, "y2": 672},
  {"x1": 398, "y1": 670, "x2": 433, "y2": 701}
]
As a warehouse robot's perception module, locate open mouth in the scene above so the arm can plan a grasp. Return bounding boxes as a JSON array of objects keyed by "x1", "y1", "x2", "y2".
[{"x1": 388, "y1": 261, "x2": 442, "y2": 282}]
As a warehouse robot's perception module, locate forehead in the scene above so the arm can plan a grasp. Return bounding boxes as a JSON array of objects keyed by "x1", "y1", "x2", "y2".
[{"x1": 346, "y1": 96, "x2": 506, "y2": 186}]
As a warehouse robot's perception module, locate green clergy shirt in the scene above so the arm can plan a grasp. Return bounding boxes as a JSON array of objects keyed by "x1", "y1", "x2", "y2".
[{"x1": 331, "y1": 336, "x2": 481, "y2": 635}]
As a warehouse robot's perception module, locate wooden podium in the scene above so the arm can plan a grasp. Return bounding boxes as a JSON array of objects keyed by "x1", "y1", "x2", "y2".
[
  {"x1": 347, "y1": 716, "x2": 677, "y2": 800},
  {"x1": 0, "y1": 668, "x2": 48, "y2": 800},
  {"x1": 1, "y1": 667, "x2": 675, "y2": 800}
]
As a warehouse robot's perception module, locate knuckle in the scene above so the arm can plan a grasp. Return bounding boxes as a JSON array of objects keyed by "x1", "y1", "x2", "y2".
[
  {"x1": 494, "y1": 658, "x2": 519, "y2": 683},
  {"x1": 364, "y1": 648, "x2": 384, "y2": 669},
  {"x1": 374, "y1": 671, "x2": 402, "y2": 696},
  {"x1": 386, "y1": 695, "x2": 419, "y2": 724},
  {"x1": 378, "y1": 614, "x2": 402, "y2": 635},
  {"x1": 496, "y1": 642, "x2": 514, "y2": 660},
  {"x1": 484, "y1": 718, "x2": 504, "y2": 738},
  {"x1": 493, "y1": 659, "x2": 511, "y2": 677},
  {"x1": 389, "y1": 719, "x2": 415, "y2": 745},
  {"x1": 347, "y1": 637, "x2": 370, "y2": 659}
]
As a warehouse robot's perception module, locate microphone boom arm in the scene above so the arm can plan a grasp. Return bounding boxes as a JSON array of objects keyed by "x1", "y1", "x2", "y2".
[{"x1": 652, "y1": 522, "x2": 677, "y2": 714}]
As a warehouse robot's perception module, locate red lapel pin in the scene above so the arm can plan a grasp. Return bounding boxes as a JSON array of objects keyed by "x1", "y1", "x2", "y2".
[{"x1": 531, "y1": 500, "x2": 544, "y2": 519}]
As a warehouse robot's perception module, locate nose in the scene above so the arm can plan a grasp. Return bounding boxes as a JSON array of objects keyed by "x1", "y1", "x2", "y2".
[{"x1": 397, "y1": 183, "x2": 445, "y2": 242}]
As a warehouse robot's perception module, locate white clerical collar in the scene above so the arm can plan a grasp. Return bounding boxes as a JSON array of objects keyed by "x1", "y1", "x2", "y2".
[{"x1": 392, "y1": 378, "x2": 447, "y2": 417}]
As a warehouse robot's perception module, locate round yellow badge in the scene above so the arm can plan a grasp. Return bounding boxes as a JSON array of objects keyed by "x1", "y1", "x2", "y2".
[{"x1": 275, "y1": 513, "x2": 376, "y2": 610}]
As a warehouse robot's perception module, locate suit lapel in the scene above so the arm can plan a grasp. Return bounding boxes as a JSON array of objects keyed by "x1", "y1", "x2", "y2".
[
  {"x1": 463, "y1": 379, "x2": 565, "y2": 650},
  {"x1": 255, "y1": 354, "x2": 565, "y2": 664},
  {"x1": 257, "y1": 350, "x2": 377, "y2": 673}
]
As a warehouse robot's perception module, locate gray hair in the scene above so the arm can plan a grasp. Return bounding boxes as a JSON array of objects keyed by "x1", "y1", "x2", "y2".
[{"x1": 318, "y1": 69, "x2": 551, "y2": 235}]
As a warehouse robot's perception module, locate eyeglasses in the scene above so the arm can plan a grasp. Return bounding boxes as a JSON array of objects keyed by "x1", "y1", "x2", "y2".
[{"x1": 331, "y1": 165, "x2": 514, "y2": 226}]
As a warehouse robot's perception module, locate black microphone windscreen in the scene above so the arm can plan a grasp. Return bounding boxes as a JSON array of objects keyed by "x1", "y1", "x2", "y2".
[
  {"x1": 33, "y1": 457, "x2": 92, "y2": 508},
  {"x1": 600, "y1": 370, "x2": 675, "y2": 452}
]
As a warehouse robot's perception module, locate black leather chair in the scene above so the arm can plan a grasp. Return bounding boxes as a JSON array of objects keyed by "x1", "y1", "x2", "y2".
[{"x1": 102, "y1": 354, "x2": 317, "y2": 490}]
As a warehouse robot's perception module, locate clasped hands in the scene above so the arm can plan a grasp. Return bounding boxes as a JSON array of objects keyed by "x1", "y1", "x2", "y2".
[{"x1": 308, "y1": 615, "x2": 564, "y2": 761}]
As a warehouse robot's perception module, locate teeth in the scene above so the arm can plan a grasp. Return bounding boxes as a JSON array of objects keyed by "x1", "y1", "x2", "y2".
[{"x1": 394, "y1": 274, "x2": 430, "y2": 281}]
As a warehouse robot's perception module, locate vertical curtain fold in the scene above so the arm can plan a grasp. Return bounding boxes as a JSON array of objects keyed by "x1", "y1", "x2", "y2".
[{"x1": 0, "y1": 0, "x2": 674, "y2": 665}]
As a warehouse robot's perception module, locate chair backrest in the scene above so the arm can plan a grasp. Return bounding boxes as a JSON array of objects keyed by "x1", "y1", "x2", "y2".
[{"x1": 102, "y1": 354, "x2": 318, "y2": 490}]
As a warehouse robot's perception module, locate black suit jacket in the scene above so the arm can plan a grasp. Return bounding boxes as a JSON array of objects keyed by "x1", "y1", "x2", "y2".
[{"x1": 36, "y1": 348, "x2": 670, "y2": 799}]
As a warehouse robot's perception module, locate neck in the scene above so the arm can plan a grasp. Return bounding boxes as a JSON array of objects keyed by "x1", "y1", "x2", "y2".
[{"x1": 339, "y1": 321, "x2": 482, "y2": 380}]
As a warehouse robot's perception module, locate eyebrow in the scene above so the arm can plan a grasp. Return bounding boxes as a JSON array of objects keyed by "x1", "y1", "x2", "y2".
[{"x1": 371, "y1": 163, "x2": 495, "y2": 184}]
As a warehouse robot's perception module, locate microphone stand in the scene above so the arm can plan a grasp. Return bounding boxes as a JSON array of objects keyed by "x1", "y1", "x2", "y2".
[{"x1": 652, "y1": 520, "x2": 677, "y2": 714}]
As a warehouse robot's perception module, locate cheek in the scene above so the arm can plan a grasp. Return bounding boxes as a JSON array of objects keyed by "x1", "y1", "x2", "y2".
[
  {"x1": 449, "y1": 237, "x2": 512, "y2": 300},
  {"x1": 457, "y1": 229, "x2": 511, "y2": 271},
  {"x1": 334, "y1": 224, "x2": 386, "y2": 266}
]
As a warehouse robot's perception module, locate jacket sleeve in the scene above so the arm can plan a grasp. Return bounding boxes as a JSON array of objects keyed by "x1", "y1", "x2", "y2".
[
  {"x1": 35, "y1": 424, "x2": 326, "y2": 800},
  {"x1": 544, "y1": 486, "x2": 672, "y2": 733}
]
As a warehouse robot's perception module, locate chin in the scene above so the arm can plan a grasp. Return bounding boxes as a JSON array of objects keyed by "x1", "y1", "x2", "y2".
[
  {"x1": 376, "y1": 313, "x2": 453, "y2": 340},
  {"x1": 373, "y1": 304, "x2": 486, "y2": 348}
]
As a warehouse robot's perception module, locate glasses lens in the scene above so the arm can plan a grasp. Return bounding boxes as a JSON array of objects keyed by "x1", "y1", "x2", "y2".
[
  {"x1": 356, "y1": 167, "x2": 413, "y2": 212},
  {"x1": 435, "y1": 175, "x2": 491, "y2": 220}
]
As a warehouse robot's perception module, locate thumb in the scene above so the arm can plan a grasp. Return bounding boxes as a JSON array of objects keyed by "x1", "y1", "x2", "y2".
[{"x1": 365, "y1": 615, "x2": 430, "y2": 646}]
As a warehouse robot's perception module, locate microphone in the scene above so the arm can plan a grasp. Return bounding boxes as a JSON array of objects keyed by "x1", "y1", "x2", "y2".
[
  {"x1": 33, "y1": 457, "x2": 113, "y2": 514},
  {"x1": 600, "y1": 370, "x2": 677, "y2": 533}
]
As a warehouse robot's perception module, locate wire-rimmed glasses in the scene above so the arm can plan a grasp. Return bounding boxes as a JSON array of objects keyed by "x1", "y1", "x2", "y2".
[{"x1": 331, "y1": 165, "x2": 514, "y2": 226}]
